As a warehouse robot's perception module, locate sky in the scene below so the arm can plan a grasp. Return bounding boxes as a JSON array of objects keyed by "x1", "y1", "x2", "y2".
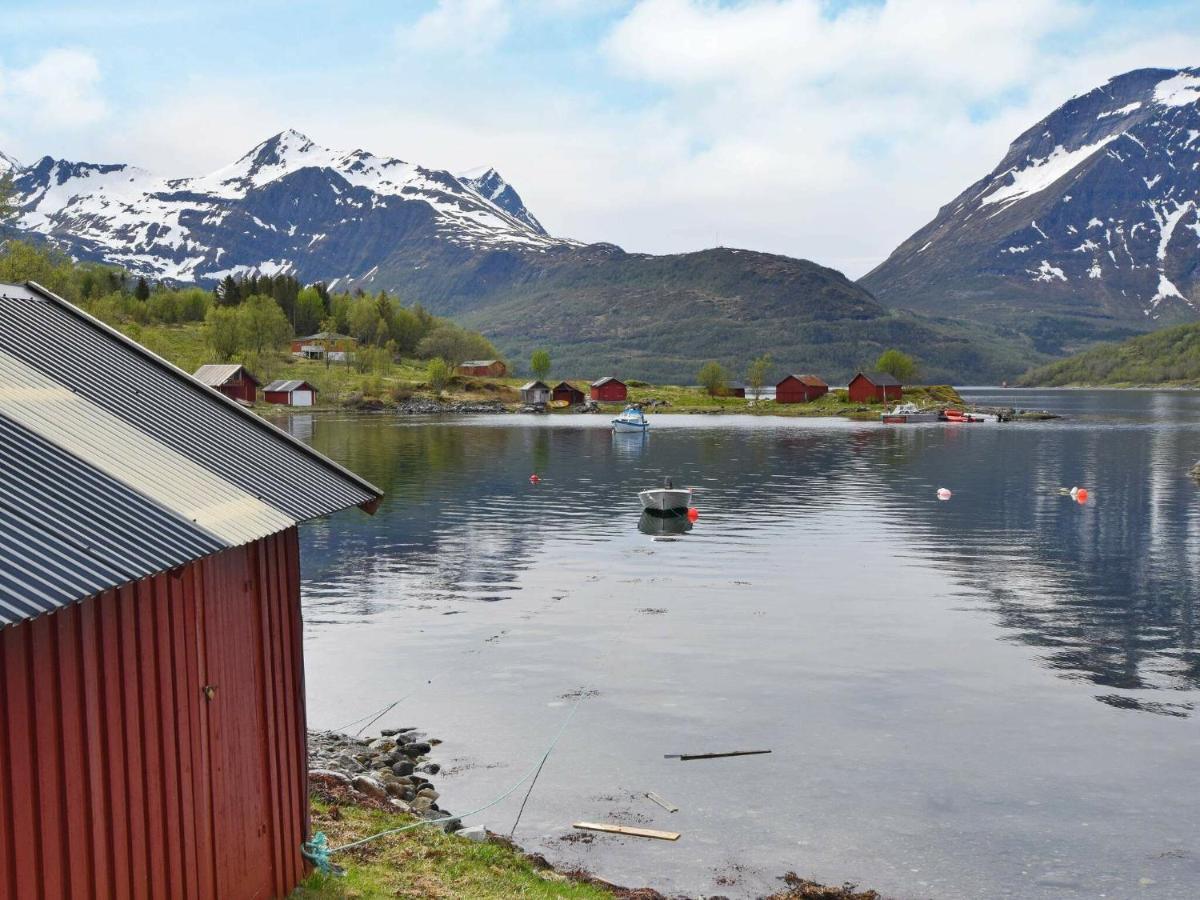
[{"x1": 0, "y1": 0, "x2": 1197, "y2": 277}]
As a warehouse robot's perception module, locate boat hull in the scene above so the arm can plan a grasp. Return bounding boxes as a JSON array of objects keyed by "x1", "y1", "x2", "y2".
[
  {"x1": 613, "y1": 420, "x2": 649, "y2": 433},
  {"x1": 881, "y1": 413, "x2": 940, "y2": 423},
  {"x1": 638, "y1": 488, "x2": 693, "y2": 512}
]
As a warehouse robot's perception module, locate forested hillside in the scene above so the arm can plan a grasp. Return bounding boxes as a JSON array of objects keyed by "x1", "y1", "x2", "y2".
[{"x1": 1018, "y1": 321, "x2": 1200, "y2": 386}]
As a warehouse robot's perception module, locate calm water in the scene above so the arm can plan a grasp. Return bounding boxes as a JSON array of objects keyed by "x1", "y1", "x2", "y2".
[{"x1": 289, "y1": 389, "x2": 1200, "y2": 899}]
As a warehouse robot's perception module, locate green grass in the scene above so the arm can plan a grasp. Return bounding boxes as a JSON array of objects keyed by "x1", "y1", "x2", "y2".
[
  {"x1": 292, "y1": 800, "x2": 612, "y2": 899},
  {"x1": 619, "y1": 383, "x2": 963, "y2": 418}
]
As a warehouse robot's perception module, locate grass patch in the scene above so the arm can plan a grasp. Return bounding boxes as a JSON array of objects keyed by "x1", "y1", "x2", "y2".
[{"x1": 293, "y1": 800, "x2": 615, "y2": 899}]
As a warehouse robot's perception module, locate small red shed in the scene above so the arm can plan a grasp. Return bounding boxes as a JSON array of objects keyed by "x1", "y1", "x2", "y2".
[
  {"x1": 0, "y1": 279, "x2": 382, "y2": 900},
  {"x1": 264, "y1": 379, "x2": 318, "y2": 406},
  {"x1": 552, "y1": 381, "x2": 586, "y2": 405},
  {"x1": 591, "y1": 376, "x2": 627, "y2": 402},
  {"x1": 457, "y1": 359, "x2": 507, "y2": 377},
  {"x1": 776, "y1": 374, "x2": 829, "y2": 403},
  {"x1": 848, "y1": 371, "x2": 903, "y2": 403},
  {"x1": 194, "y1": 363, "x2": 260, "y2": 403}
]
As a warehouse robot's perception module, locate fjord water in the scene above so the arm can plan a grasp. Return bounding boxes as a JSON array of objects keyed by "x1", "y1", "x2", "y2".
[{"x1": 292, "y1": 389, "x2": 1200, "y2": 899}]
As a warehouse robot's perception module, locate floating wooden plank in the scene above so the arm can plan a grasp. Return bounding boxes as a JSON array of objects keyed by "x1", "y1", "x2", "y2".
[
  {"x1": 573, "y1": 822, "x2": 680, "y2": 841},
  {"x1": 644, "y1": 791, "x2": 679, "y2": 813},
  {"x1": 663, "y1": 749, "x2": 772, "y2": 761}
]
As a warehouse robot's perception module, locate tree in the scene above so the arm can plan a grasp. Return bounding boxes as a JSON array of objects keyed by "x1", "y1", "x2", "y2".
[
  {"x1": 216, "y1": 275, "x2": 241, "y2": 306},
  {"x1": 237, "y1": 293, "x2": 292, "y2": 355},
  {"x1": 530, "y1": 349, "x2": 551, "y2": 380},
  {"x1": 415, "y1": 323, "x2": 497, "y2": 367},
  {"x1": 205, "y1": 306, "x2": 242, "y2": 360},
  {"x1": 134, "y1": 276, "x2": 151, "y2": 301},
  {"x1": 293, "y1": 286, "x2": 326, "y2": 336},
  {"x1": 876, "y1": 349, "x2": 918, "y2": 382},
  {"x1": 0, "y1": 172, "x2": 15, "y2": 224},
  {"x1": 698, "y1": 360, "x2": 730, "y2": 397},
  {"x1": 746, "y1": 353, "x2": 773, "y2": 399},
  {"x1": 426, "y1": 357, "x2": 452, "y2": 394}
]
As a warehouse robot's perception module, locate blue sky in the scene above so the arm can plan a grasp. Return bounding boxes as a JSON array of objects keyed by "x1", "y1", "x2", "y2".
[{"x1": 1, "y1": 1, "x2": 1197, "y2": 275}]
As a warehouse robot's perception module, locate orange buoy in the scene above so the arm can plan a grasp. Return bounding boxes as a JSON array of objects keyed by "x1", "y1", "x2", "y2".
[
  {"x1": 529, "y1": 474, "x2": 540, "y2": 484},
  {"x1": 1075, "y1": 488, "x2": 1089, "y2": 503},
  {"x1": 937, "y1": 487, "x2": 952, "y2": 501},
  {"x1": 687, "y1": 507, "x2": 699, "y2": 522}
]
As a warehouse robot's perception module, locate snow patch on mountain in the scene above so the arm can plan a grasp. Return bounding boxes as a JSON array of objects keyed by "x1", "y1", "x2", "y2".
[
  {"x1": 0, "y1": 150, "x2": 20, "y2": 174},
  {"x1": 1153, "y1": 73, "x2": 1200, "y2": 107},
  {"x1": 981, "y1": 135, "x2": 1119, "y2": 207}
]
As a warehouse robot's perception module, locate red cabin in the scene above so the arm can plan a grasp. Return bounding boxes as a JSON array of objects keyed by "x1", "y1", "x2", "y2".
[
  {"x1": 552, "y1": 381, "x2": 586, "y2": 405},
  {"x1": 775, "y1": 374, "x2": 828, "y2": 403},
  {"x1": 848, "y1": 371, "x2": 903, "y2": 403},
  {"x1": 0, "y1": 280, "x2": 382, "y2": 900},
  {"x1": 590, "y1": 376, "x2": 628, "y2": 402},
  {"x1": 264, "y1": 379, "x2": 318, "y2": 406},
  {"x1": 456, "y1": 359, "x2": 507, "y2": 377},
  {"x1": 193, "y1": 363, "x2": 260, "y2": 403}
]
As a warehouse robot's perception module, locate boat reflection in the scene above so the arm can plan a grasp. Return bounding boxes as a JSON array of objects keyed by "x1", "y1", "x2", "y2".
[
  {"x1": 612, "y1": 429, "x2": 649, "y2": 456},
  {"x1": 638, "y1": 510, "x2": 693, "y2": 539}
]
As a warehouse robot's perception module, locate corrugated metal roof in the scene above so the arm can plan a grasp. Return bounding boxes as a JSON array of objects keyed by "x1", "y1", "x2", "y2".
[
  {"x1": 460, "y1": 359, "x2": 499, "y2": 367},
  {"x1": 193, "y1": 363, "x2": 251, "y2": 386},
  {"x1": 0, "y1": 283, "x2": 376, "y2": 521},
  {"x1": 0, "y1": 350, "x2": 295, "y2": 545},
  {"x1": 520, "y1": 381, "x2": 549, "y2": 391},
  {"x1": 786, "y1": 374, "x2": 828, "y2": 387},
  {"x1": 862, "y1": 371, "x2": 902, "y2": 386},
  {"x1": 591, "y1": 376, "x2": 623, "y2": 387},
  {"x1": 0, "y1": 280, "x2": 384, "y2": 627},
  {"x1": 0, "y1": 414, "x2": 226, "y2": 627},
  {"x1": 263, "y1": 380, "x2": 314, "y2": 392}
]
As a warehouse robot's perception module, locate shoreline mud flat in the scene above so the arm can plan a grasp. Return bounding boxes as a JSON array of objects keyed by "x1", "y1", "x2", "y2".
[{"x1": 305, "y1": 728, "x2": 884, "y2": 899}]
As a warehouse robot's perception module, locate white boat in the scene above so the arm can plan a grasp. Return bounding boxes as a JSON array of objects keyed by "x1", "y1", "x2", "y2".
[
  {"x1": 612, "y1": 407, "x2": 649, "y2": 432},
  {"x1": 881, "y1": 402, "x2": 940, "y2": 424},
  {"x1": 638, "y1": 477, "x2": 692, "y2": 513}
]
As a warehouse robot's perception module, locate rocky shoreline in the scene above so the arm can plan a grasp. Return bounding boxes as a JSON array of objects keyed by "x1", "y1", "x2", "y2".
[
  {"x1": 307, "y1": 727, "x2": 460, "y2": 829},
  {"x1": 305, "y1": 727, "x2": 883, "y2": 899}
]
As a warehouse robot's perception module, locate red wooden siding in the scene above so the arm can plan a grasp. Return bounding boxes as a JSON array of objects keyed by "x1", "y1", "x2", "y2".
[
  {"x1": 217, "y1": 377, "x2": 258, "y2": 403},
  {"x1": 847, "y1": 374, "x2": 902, "y2": 403},
  {"x1": 590, "y1": 380, "x2": 627, "y2": 402},
  {"x1": 0, "y1": 528, "x2": 308, "y2": 900},
  {"x1": 775, "y1": 375, "x2": 828, "y2": 403}
]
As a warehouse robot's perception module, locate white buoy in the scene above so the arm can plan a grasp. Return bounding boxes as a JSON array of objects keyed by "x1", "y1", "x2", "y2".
[
  {"x1": 937, "y1": 487, "x2": 952, "y2": 501},
  {"x1": 1069, "y1": 486, "x2": 1079, "y2": 497}
]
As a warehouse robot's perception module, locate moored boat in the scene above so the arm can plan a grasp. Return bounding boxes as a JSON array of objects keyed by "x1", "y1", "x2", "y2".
[
  {"x1": 881, "y1": 402, "x2": 940, "y2": 424},
  {"x1": 638, "y1": 477, "x2": 692, "y2": 513},
  {"x1": 612, "y1": 406, "x2": 649, "y2": 432}
]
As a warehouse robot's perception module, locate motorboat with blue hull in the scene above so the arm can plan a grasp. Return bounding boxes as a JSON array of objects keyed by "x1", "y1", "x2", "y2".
[{"x1": 612, "y1": 407, "x2": 649, "y2": 433}]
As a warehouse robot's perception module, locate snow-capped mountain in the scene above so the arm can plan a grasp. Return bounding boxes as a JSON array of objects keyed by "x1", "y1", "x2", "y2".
[
  {"x1": 4, "y1": 129, "x2": 568, "y2": 284},
  {"x1": 862, "y1": 66, "x2": 1200, "y2": 353},
  {"x1": 0, "y1": 150, "x2": 19, "y2": 175}
]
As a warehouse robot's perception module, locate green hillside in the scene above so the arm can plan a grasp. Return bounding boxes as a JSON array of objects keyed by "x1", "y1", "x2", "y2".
[{"x1": 1017, "y1": 321, "x2": 1200, "y2": 386}]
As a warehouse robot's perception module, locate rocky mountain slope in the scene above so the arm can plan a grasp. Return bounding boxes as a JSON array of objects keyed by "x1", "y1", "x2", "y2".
[
  {"x1": 1, "y1": 129, "x2": 1037, "y2": 382},
  {"x1": 862, "y1": 67, "x2": 1200, "y2": 355}
]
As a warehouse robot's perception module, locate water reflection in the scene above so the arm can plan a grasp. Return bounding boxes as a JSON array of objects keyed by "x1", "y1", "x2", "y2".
[
  {"x1": 293, "y1": 402, "x2": 1200, "y2": 715},
  {"x1": 637, "y1": 510, "x2": 693, "y2": 538}
]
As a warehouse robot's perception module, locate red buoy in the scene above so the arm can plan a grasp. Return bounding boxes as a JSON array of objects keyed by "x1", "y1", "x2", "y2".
[
  {"x1": 529, "y1": 474, "x2": 540, "y2": 484},
  {"x1": 687, "y1": 507, "x2": 699, "y2": 522}
]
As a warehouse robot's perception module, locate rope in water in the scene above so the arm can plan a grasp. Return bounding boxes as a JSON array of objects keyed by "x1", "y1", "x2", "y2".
[{"x1": 303, "y1": 692, "x2": 583, "y2": 873}]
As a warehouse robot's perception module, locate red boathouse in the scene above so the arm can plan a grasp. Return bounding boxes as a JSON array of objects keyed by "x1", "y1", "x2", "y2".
[
  {"x1": 590, "y1": 376, "x2": 627, "y2": 402},
  {"x1": 775, "y1": 374, "x2": 828, "y2": 403},
  {"x1": 551, "y1": 381, "x2": 586, "y2": 405},
  {"x1": 193, "y1": 363, "x2": 260, "y2": 403},
  {"x1": 0, "y1": 280, "x2": 382, "y2": 900},
  {"x1": 848, "y1": 371, "x2": 903, "y2": 403}
]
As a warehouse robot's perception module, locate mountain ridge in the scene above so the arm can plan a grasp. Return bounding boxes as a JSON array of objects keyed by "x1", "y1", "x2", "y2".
[
  {"x1": 861, "y1": 66, "x2": 1200, "y2": 355},
  {"x1": 1, "y1": 129, "x2": 1039, "y2": 382}
]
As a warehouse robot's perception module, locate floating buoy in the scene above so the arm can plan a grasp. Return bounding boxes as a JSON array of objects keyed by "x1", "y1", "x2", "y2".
[
  {"x1": 1069, "y1": 486, "x2": 1079, "y2": 497},
  {"x1": 1075, "y1": 488, "x2": 1089, "y2": 503},
  {"x1": 937, "y1": 488, "x2": 952, "y2": 501},
  {"x1": 529, "y1": 474, "x2": 541, "y2": 484},
  {"x1": 687, "y1": 508, "x2": 699, "y2": 522}
]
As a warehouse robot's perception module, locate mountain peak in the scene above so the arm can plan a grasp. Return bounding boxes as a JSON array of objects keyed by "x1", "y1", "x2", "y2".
[
  {"x1": 458, "y1": 166, "x2": 546, "y2": 235},
  {"x1": 0, "y1": 150, "x2": 21, "y2": 174},
  {"x1": 863, "y1": 64, "x2": 1200, "y2": 352}
]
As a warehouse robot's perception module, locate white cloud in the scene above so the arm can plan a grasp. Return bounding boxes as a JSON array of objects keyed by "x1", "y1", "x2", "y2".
[
  {"x1": 0, "y1": 49, "x2": 107, "y2": 129},
  {"x1": 397, "y1": 0, "x2": 514, "y2": 55}
]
